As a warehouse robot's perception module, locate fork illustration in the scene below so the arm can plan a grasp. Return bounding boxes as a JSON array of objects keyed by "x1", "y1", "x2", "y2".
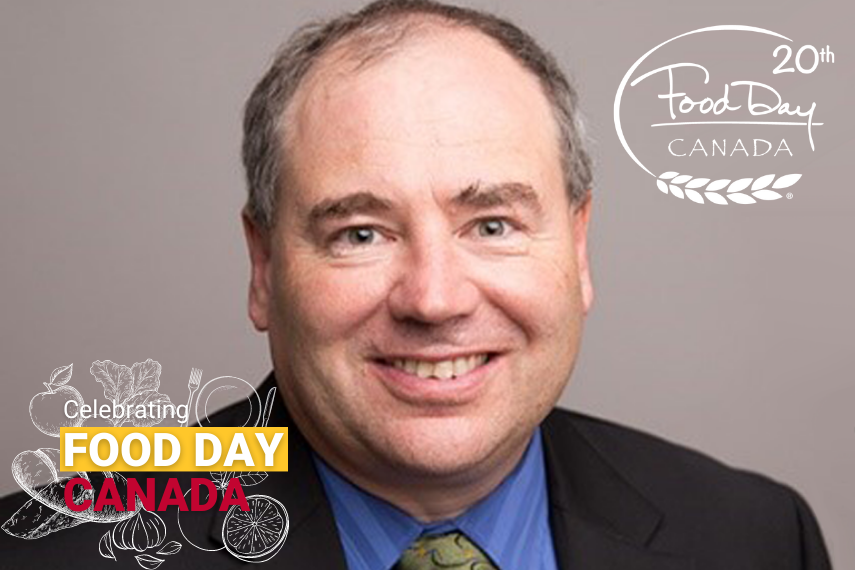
[{"x1": 180, "y1": 367, "x2": 202, "y2": 428}]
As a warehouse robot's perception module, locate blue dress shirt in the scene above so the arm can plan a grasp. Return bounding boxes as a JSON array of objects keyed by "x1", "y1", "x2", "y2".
[{"x1": 313, "y1": 428, "x2": 559, "y2": 570}]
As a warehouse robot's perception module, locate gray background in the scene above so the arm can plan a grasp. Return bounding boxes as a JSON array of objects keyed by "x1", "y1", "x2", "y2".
[{"x1": 0, "y1": 0, "x2": 851, "y2": 567}]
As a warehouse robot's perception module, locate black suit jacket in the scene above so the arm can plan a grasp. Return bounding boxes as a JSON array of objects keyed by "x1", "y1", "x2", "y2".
[{"x1": 0, "y1": 374, "x2": 832, "y2": 569}]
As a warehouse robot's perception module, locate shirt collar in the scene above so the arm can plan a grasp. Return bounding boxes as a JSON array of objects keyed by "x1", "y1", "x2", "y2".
[{"x1": 313, "y1": 428, "x2": 554, "y2": 570}]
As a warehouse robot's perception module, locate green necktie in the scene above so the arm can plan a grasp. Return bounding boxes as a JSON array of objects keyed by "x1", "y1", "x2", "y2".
[{"x1": 394, "y1": 531, "x2": 499, "y2": 570}]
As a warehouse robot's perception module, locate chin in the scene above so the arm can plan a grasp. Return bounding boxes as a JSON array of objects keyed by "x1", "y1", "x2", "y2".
[{"x1": 371, "y1": 415, "x2": 517, "y2": 479}]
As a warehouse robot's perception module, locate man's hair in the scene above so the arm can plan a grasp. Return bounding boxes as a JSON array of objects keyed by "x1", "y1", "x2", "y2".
[{"x1": 242, "y1": 0, "x2": 593, "y2": 231}]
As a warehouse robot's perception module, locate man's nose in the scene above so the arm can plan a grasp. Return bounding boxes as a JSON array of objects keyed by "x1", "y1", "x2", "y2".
[{"x1": 386, "y1": 235, "x2": 480, "y2": 325}]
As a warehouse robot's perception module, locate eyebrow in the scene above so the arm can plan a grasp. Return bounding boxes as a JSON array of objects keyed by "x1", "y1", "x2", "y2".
[
  {"x1": 308, "y1": 191, "x2": 394, "y2": 227},
  {"x1": 305, "y1": 181, "x2": 542, "y2": 231},
  {"x1": 451, "y1": 181, "x2": 543, "y2": 215}
]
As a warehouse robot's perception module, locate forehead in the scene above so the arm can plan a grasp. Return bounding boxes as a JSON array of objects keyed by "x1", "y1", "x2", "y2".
[{"x1": 282, "y1": 25, "x2": 564, "y2": 207}]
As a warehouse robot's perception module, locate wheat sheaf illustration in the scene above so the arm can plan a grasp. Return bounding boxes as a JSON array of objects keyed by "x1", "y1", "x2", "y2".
[{"x1": 656, "y1": 172, "x2": 801, "y2": 204}]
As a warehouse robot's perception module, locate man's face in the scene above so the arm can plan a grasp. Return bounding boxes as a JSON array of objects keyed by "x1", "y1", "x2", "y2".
[{"x1": 245, "y1": 29, "x2": 593, "y2": 484}]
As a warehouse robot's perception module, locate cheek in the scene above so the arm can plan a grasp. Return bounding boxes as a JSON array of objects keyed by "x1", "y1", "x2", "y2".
[
  {"x1": 275, "y1": 255, "x2": 392, "y2": 347},
  {"x1": 477, "y1": 246, "x2": 583, "y2": 343},
  {"x1": 483, "y1": 252, "x2": 583, "y2": 410},
  {"x1": 269, "y1": 256, "x2": 396, "y2": 419}
]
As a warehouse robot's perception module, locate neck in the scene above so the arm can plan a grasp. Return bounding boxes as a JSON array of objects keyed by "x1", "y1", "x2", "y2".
[
  {"x1": 333, "y1": 442, "x2": 530, "y2": 522},
  {"x1": 302, "y1": 422, "x2": 533, "y2": 522},
  {"x1": 277, "y1": 378, "x2": 535, "y2": 522}
]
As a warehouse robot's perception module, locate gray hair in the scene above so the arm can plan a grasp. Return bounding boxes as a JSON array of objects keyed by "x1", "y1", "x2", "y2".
[{"x1": 242, "y1": 0, "x2": 593, "y2": 231}]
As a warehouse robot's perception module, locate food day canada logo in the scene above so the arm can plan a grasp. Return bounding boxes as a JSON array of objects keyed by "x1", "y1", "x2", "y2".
[
  {"x1": 5, "y1": 361, "x2": 290, "y2": 567},
  {"x1": 614, "y1": 26, "x2": 832, "y2": 204}
]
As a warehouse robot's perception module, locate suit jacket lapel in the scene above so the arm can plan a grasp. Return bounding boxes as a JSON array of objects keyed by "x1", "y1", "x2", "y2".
[
  {"x1": 207, "y1": 374, "x2": 348, "y2": 569},
  {"x1": 542, "y1": 411, "x2": 694, "y2": 570}
]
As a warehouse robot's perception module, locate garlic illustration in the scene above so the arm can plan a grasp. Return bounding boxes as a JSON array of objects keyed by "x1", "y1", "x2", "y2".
[{"x1": 111, "y1": 509, "x2": 166, "y2": 552}]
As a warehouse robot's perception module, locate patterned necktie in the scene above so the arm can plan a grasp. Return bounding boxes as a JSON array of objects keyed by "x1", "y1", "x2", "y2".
[{"x1": 394, "y1": 531, "x2": 499, "y2": 570}]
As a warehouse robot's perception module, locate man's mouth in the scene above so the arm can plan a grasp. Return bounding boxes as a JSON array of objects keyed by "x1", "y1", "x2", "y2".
[
  {"x1": 375, "y1": 354, "x2": 493, "y2": 380},
  {"x1": 369, "y1": 352, "x2": 499, "y2": 405}
]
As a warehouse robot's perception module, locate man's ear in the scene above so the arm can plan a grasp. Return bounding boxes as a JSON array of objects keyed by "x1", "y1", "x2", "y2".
[
  {"x1": 572, "y1": 193, "x2": 594, "y2": 316},
  {"x1": 242, "y1": 209, "x2": 272, "y2": 332}
]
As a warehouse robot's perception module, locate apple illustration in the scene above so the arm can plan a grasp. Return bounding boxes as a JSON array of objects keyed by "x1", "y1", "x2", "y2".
[{"x1": 29, "y1": 364, "x2": 85, "y2": 437}]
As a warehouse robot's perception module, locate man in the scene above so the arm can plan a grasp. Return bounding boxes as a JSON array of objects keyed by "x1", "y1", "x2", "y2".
[
  {"x1": 0, "y1": 0, "x2": 832, "y2": 568},
  {"x1": 237, "y1": 1, "x2": 830, "y2": 568}
]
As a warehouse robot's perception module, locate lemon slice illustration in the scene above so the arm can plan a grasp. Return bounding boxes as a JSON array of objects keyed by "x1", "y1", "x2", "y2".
[{"x1": 223, "y1": 495, "x2": 289, "y2": 563}]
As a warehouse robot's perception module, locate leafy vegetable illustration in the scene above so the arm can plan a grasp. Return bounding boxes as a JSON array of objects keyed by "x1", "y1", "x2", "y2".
[{"x1": 90, "y1": 359, "x2": 173, "y2": 427}]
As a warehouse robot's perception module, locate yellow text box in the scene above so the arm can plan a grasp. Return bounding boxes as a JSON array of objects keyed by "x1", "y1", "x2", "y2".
[{"x1": 60, "y1": 427, "x2": 288, "y2": 472}]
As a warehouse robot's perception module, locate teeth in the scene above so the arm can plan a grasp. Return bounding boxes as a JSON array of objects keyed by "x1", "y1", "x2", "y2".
[
  {"x1": 434, "y1": 361, "x2": 454, "y2": 380},
  {"x1": 416, "y1": 361, "x2": 433, "y2": 378},
  {"x1": 389, "y1": 354, "x2": 489, "y2": 379}
]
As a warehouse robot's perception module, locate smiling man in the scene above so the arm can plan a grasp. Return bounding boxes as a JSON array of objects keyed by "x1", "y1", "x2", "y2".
[
  {"x1": 235, "y1": 1, "x2": 831, "y2": 569},
  {"x1": 243, "y1": 9, "x2": 591, "y2": 531},
  {"x1": 0, "y1": 0, "x2": 832, "y2": 568}
]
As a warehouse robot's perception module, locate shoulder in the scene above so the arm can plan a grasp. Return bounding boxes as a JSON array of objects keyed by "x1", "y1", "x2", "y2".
[
  {"x1": 544, "y1": 407, "x2": 807, "y2": 511},
  {"x1": 547, "y1": 407, "x2": 790, "y2": 497},
  {"x1": 543, "y1": 408, "x2": 831, "y2": 567}
]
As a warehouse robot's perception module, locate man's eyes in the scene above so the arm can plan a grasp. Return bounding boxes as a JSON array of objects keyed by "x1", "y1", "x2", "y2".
[
  {"x1": 325, "y1": 217, "x2": 520, "y2": 256},
  {"x1": 474, "y1": 218, "x2": 513, "y2": 238},
  {"x1": 327, "y1": 226, "x2": 387, "y2": 255},
  {"x1": 342, "y1": 227, "x2": 379, "y2": 246}
]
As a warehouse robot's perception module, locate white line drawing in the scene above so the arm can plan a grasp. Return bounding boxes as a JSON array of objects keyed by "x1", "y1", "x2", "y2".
[
  {"x1": 2, "y1": 495, "x2": 86, "y2": 539},
  {"x1": 156, "y1": 541, "x2": 182, "y2": 555},
  {"x1": 194, "y1": 376, "x2": 262, "y2": 429},
  {"x1": 180, "y1": 368, "x2": 203, "y2": 428},
  {"x1": 4, "y1": 448, "x2": 144, "y2": 540},
  {"x1": 655, "y1": 172, "x2": 801, "y2": 204},
  {"x1": 9, "y1": 363, "x2": 287, "y2": 568},
  {"x1": 9, "y1": 448, "x2": 140, "y2": 524},
  {"x1": 649, "y1": 121, "x2": 823, "y2": 127},
  {"x1": 29, "y1": 363, "x2": 85, "y2": 437},
  {"x1": 176, "y1": 484, "x2": 226, "y2": 552},
  {"x1": 260, "y1": 387, "x2": 275, "y2": 428},
  {"x1": 176, "y1": 477, "x2": 239, "y2": 553},
  {"x1": 99, "y1": 530, "x2": 116, "y2": 560},
  {"x1": 219, "y1": 389, "x2": 286, "y2": 563},
  {"x1": 614, "y1": 25, "x2": 794, "y2": 178},
  {"x1": 98, "y1": 486, "x2": 189, "y2": 568},
  {"x1": 83, "y1": 501, "x2": 185, "y2": 567},
  {"x1": 222, "y1": 495, "x2": 288, "y2": 563},
  {"x1": 8, "y1": 360, "x2": 214, "y2": 570},
  {"x1": 134, "y1": 553, "x2": 165, "y2": 569},
  {"x1": 111, "y1": 508, "x2": 166, "y2": 552},
  {"x1": 178, "y1": 384, "x2": 277, "y2": 552},
  {"x1": 210, "y1": 386, "x2": 277, "y2": 491},
  {"x1": 107, "y1": 508, "x2": 184, "y2": 567},
  {"x1": 613, "y1": 25, "x2": 811, "y2": 204},
  {"x1": 90, "y1": 359, "x2": 175, "y2": 427}
]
